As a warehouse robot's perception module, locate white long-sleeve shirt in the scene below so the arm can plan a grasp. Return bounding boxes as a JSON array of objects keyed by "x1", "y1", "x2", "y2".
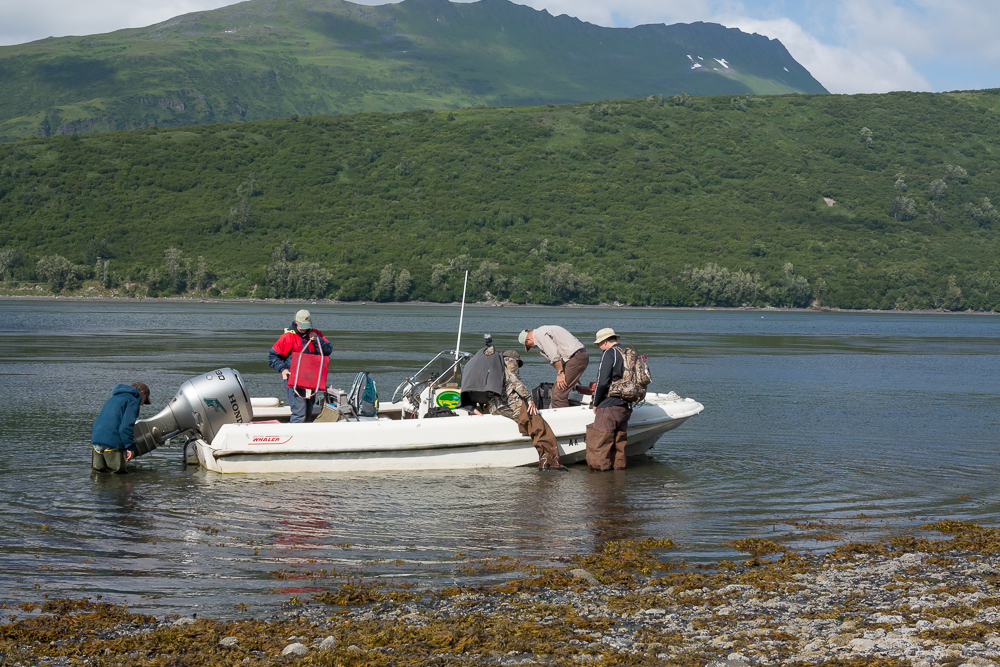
[{"x1": 532, "y1": 325, "x2": 585, "y2": 366}]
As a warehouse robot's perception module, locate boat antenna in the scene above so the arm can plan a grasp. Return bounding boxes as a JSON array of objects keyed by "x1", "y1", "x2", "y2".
[{"x1": 456, "y1": 270, "x2": 469, "y2": 360}]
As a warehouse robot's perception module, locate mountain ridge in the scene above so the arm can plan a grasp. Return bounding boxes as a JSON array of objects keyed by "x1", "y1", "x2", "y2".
[{"x1": 0, "y1": 0, "x2": 826, "y2": 140}]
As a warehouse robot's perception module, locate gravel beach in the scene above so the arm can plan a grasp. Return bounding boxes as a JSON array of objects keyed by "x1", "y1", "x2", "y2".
[{"x1": 4, "y1": 522, "x2": 1000, "y2": 666}]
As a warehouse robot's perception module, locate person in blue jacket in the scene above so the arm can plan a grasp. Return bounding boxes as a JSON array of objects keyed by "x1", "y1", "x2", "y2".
[{"x1": 91, "y1": 382, "x2": 151, "y2": 473}]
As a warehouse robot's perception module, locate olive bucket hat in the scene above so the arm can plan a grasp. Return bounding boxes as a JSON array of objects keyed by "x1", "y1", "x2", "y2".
[{"x1": 502, "y1": 350, "x2": 523, "y2": 367}]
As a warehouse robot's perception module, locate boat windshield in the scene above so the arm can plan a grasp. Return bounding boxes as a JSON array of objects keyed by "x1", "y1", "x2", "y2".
[
  {"x1": 411, "y1": 354, "x2": 462, "y2": 387},
  {"x1": 392, "y1": 350, "x2": 471, "y2": 403}
]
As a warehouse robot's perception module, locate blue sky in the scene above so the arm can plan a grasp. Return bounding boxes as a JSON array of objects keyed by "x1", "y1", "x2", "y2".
[{"x1": 1, "y1": 0, "x2": 996, "y2": 94}]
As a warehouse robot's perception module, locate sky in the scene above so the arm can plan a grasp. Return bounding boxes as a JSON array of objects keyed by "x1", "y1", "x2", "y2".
[{"x1": 0, "y1": 0, "x2": 997, "y2": 94}]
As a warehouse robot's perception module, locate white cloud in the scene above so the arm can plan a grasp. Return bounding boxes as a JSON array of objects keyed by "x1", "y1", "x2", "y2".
[
  {"x1": 0, "y1": 0, "x2": 234, "y2": 45},
  {"x1": 841, "y1": 0, "x2": 1000, "y2": 66},
  {"x1": 502, "y1": 0, "x2": 742, "y2": 28},
  {"x1": 788, "y1": 0, "x2": 1000, "y2": 92},
  {"x1": 720, "y1": 16, "x2": 930, "y2": 93}
]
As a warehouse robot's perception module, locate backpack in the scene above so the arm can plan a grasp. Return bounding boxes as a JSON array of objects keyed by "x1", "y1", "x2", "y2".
[
  {"x1": 607, "y1": 346, "x2": 652, "y2": 403},
  {"x1": 348, "y1": 372, "x2": 379, "y2": 417}
]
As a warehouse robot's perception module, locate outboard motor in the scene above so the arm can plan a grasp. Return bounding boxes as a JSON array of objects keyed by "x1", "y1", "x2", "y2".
[{"x1": 132, "y1": 368, "x2": 253, "y2": 456}]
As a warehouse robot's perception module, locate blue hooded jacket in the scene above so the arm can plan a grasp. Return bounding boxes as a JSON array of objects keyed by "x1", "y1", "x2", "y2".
[{"x1": 91, "y1": 383, "x2": 143, "y2": 451}]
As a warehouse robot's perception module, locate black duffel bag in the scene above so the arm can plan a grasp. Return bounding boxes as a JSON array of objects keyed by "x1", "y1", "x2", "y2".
[{"x1": 531, "y1": 382, "x2": 554, "y2": 410}]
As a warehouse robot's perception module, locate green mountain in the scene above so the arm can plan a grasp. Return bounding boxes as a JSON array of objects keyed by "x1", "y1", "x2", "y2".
[
  {"x1": 0, "y1": 0, "x2": 826, "y2": 141},
  {"x1": 2, "y1": 90, "x2": 999, "y2": 311}
]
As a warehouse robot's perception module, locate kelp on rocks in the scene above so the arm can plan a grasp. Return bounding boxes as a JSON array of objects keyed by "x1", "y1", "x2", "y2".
[{"x1": 5, "y1": 522, "x2": 1000, "y2": 666}]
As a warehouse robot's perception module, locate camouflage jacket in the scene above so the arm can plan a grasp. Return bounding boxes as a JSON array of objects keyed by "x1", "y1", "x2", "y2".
[{"x1": 487, "y1": 356, "x2": 531, "y2": 420}]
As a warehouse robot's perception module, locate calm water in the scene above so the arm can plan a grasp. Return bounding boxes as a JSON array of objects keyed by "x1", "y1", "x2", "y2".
[{"x1": 1, "y1": 299, "x2": 998, "y2": 618}]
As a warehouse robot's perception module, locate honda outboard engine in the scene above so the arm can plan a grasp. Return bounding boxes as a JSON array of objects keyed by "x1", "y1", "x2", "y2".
[{"x1": 132, "y1": 368, "x2": 253, "y2": 456}]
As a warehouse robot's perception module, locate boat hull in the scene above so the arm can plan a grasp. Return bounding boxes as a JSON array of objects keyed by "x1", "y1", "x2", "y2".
[{"x1": 192, "y1": 393, "x2": 703, "y2": 473}]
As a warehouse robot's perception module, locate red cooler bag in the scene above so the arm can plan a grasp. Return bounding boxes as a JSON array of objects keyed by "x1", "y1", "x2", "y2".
[{"x1": 287, "y1": 345, "x2": 329, "y2": 393}]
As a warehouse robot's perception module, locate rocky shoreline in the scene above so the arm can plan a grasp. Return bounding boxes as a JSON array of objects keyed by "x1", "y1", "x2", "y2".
[
  {"x1": 2, "y1": 292, "x2": 997, "y2": 316},
  {"x1": 4, "y1": 522, "x2": 1000, "y2": 666}
]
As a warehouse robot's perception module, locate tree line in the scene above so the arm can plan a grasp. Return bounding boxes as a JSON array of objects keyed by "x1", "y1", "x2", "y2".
[{"x1": 4, "y1": 236, "x2": 993, "y2": 312}]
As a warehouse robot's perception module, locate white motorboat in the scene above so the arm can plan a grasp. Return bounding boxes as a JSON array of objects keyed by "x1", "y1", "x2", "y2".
[
  {"x1": 131, "y1": 338, "x2": 703, "y2": 473},
  {"x1": 190, "y1": 394, "x2": 702, "y2": 474},
  {"x1": 174, "y1": 351, "x2": 704, "y2": 473}
]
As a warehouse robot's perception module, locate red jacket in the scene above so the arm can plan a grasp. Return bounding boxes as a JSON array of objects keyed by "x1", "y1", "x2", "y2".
[{"x1": 268, "y1": 326, "x2": 332, "y2": 373}]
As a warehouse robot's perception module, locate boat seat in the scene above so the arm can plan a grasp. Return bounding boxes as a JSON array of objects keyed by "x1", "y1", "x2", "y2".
[{"x1": 251, "y1": 397, "x2": 281, "y2": 407}]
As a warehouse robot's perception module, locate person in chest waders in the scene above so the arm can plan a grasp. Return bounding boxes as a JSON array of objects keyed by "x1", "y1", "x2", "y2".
[
  {"x1": 474, "y1": 349, "x2": 568, "y2": 471},
  {"x1": 91, "y1": 382, "x2": 151, "y2": 473},
  {"x1": 586, "y1": 328, "x2": 631, "y2": 471}
]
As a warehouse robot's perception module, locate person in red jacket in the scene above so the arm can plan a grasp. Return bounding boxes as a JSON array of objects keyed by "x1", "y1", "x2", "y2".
[{"x1": 268, "y1": 309, "x2": 332, "y2": 423}]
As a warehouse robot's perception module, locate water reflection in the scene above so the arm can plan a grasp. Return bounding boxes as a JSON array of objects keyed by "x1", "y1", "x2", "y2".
[
  {"x1": 91, "y1": 472, "x2": 156, "y2": 538},
  {"x1": 583, "y1": 470, "x2": 646, "y2": 545}
]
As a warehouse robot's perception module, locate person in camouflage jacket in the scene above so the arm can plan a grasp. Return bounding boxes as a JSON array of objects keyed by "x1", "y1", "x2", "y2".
[
  {"x1": 486, "y1": 350, "x2": 566, "y2": 470},
  {"x1": 485, "y1": 349, "x2": 529, "y2": 419}
]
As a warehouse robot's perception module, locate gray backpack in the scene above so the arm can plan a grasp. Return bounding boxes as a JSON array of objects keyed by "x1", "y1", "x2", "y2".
[{"x1": 460, "y1": 345, "x2": 504, "y2": 407}]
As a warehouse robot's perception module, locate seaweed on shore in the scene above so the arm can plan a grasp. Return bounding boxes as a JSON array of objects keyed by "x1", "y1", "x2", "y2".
[{"x1": 6, "y1": 524, "x2": 1000, "y2": 666}]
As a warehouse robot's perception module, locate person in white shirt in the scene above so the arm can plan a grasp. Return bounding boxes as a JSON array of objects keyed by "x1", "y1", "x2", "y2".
[{"x1": 517, "y1": 325, "x2": 589, "y2": 408}]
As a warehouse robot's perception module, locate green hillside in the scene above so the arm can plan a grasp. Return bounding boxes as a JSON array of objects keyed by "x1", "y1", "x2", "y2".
[
  {"x1": 0, "y1": 0, "x2": 826, "y2": 141},
  {"x1": 2, "y1": 90, "x2": 999, "y2": 311}
]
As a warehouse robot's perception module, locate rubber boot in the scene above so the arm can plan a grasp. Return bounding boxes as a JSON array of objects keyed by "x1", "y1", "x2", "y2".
[{"x1": 585, "y1": 425, "x2": 615, "y2": 471}]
